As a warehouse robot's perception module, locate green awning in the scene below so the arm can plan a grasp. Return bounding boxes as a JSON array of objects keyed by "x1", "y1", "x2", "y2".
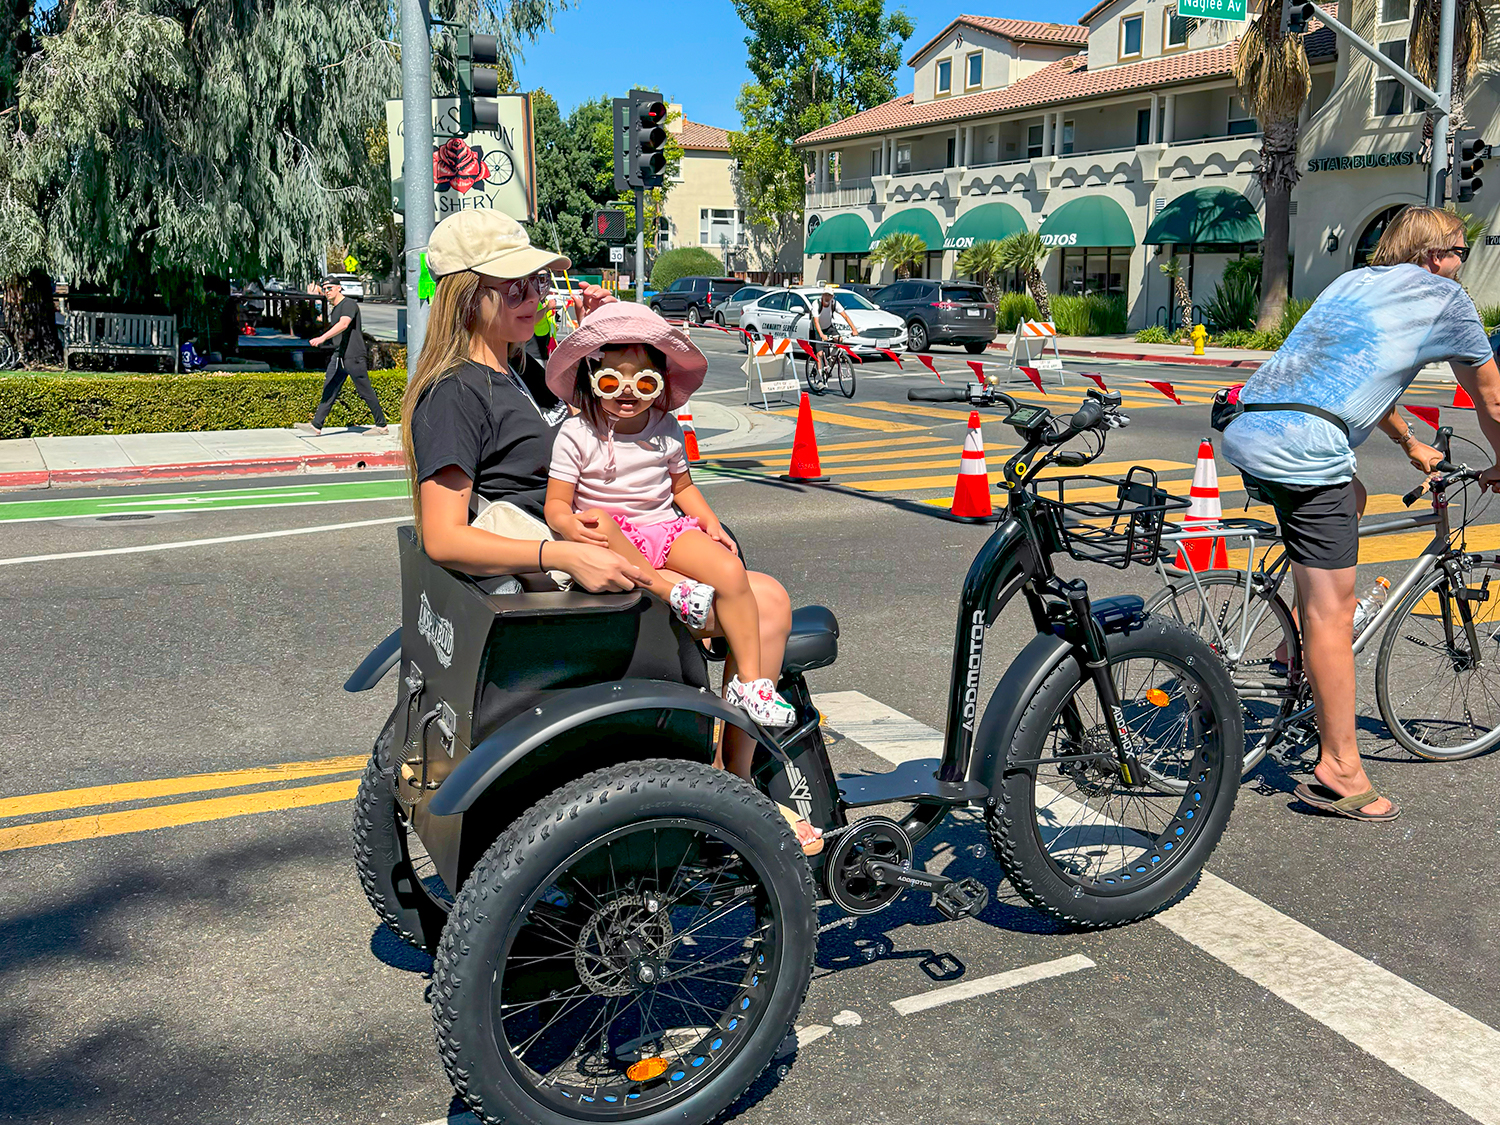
[
  {"x1": 869, "y1": 208, "x2": 945, "y2": 252},
  {"x1": 804, "y1": 213, "x2": 873, "y2": 255},
  {"x1": 943, "y1": 202, "x2": 1029, "y2": 250},
  {"x1": 1038, "y1": 196, "x2": 1136, "y2": 248},
  {"x1": 1143, "y1": 188, "x2": 1263, "y2": 246}
]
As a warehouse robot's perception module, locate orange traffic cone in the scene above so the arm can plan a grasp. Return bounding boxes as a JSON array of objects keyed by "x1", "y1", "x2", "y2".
[
  {"x1": 678, "y1": 407, "x2": 701, "y2": 463},
  {"x1": 1175, "y1": 438, "x2": 1229, "y2": 570},
  {"x1": 945, "y1": 411, "x2": 997, "y2": 523},
  {"x1": 1455, "y1": 384, "x2": 1475, "y2": 408},
  {"x1": 779, "y1": 393, "x2": 829, "y2": 483}
]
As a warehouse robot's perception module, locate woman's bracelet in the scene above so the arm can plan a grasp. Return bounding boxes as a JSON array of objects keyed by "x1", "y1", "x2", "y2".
[{"x1": 538, "y1": 541, "x2": 546, "y2": 572}]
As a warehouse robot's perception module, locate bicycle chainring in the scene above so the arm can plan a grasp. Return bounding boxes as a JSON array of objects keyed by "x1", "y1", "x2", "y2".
[{"x1": 824, "y1": 817, "x2": 912, "y2": 916}]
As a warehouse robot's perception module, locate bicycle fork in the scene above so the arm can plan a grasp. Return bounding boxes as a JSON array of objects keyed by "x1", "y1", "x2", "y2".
[{"x1": 1059, "y1": 579, "x2": 1144, "y2": 785}]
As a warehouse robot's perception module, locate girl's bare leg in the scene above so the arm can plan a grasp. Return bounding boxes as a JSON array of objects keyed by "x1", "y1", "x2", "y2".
[{"x1": 663, "y1": 530, "x2": 761, "y2": 679}]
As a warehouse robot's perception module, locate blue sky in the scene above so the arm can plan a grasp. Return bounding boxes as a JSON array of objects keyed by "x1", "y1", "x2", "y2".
[{"x1": 513, "y1": 1, "x2": 1082, "y2": 128}]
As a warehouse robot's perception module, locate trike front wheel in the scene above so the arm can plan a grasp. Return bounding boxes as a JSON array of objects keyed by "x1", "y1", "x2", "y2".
[
  {"x1": 432, "y1": 760, "x2": 817, "y2": 1125},
  {"x1": 986, "y1": 617, "x2": 1241, "y2": 928}
]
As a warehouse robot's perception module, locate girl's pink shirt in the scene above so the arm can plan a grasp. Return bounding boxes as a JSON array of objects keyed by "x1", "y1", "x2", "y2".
[{"x1": 548, "y1": 410, "x2": 688, "y2": 526}]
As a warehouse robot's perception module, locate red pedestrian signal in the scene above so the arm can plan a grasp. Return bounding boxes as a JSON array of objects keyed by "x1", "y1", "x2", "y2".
[{"x1": 595, "y1": 209, "x2": 627, "y2": 241}]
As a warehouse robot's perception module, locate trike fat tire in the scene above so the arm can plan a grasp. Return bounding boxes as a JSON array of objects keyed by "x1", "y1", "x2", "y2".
[
  {"x1": 352, "y1": 713, "x2": 449, "y2": 954},
  {"x1": 985, "y1": 617, "x2": 1240, "y2": 929},
  {"x1": 431, "y1": 759, "x2": 817, "y2": 1125}
]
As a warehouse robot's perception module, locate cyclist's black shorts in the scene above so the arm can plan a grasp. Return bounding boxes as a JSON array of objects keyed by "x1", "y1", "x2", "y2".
[{"x1": 1242, "y1": 473, "x2": 1358, "y2": 570}]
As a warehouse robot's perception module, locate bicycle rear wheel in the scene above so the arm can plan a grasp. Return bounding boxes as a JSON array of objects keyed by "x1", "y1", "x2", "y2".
[
  {"x1": 1144, "y1": 570, "x2": 1299, "y2": 782},
  {"x1": 1376, "y1": 555, "x2": 1500, "y2": 760},
  {"x1": 804, "y1": 353, "x2": 827, "y2": 395},
  {"x1": 986, "y1": 617, "x2": 1241, "y2": 928},
  {"x1": 836, "y1": 350, "x2": 856, "y2": 398}
]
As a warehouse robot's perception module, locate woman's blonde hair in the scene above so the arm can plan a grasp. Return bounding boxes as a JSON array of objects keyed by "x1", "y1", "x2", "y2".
[
  {"x1": 399, "y1": 271, "x2": 521, "y2": 541},
  {"x1": 1370, "y1": 206, "x2": 1467, "y2": 267}
]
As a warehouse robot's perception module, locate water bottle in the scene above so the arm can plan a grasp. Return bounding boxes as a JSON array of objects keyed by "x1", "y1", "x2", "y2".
[{"x1": 1352, "y1": 577, "x2": 1391, "y2": 638}]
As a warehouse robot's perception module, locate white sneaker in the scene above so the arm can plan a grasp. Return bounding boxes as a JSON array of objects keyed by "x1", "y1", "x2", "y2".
[
  {"x1": 669, "y1": 580, "x2": 715, "y2": 630},
  {"x1": 727, "y1": 675, "x2": 797, "y2": 728}
]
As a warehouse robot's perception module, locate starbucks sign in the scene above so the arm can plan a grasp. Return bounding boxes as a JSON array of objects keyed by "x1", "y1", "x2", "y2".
[{"x1": 1307, "y1": 151, "x2": 1419, "y2": 172}]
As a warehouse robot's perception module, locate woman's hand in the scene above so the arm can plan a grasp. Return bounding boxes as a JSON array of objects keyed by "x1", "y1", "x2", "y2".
[
  {"x1": 555, "y1": 541, "x2": 646, "y2": 593},
  {"x1": 578, "y1": 283, "x2": 617, "y2": 318},
  {"x1": 1403, "y1": 437, "x2": 1446, "y2": 473}
]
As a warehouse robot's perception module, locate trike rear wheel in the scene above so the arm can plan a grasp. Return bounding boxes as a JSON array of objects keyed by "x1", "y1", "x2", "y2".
[
  {"x1": 431, "y1": 760, "x2": 817, "y2": 1125},
  {"x1": 986, "y1": 618, "x2": 1241, "y2": 928}
]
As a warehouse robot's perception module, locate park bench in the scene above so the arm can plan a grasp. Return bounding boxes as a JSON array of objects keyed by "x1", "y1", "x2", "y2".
[{"x1": 63, "y1": 311, "x2": 178, "y2": 371}]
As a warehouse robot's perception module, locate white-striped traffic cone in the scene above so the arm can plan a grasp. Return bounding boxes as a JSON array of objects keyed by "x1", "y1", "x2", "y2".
[
  {"x1": 1175, "y1": 438, "x2": 1228, "y2": 570},
  {"x1": 946, "y1": 411, "x2": 995, "y2": 522},
  {"x1": 677, "y1": 406, "x2": 701, "y2": 463}
]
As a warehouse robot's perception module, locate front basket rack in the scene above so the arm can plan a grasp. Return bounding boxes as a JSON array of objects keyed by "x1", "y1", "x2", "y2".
[{"x1": 1032, "y1": 467, "x2": 1191, "y2": 570}]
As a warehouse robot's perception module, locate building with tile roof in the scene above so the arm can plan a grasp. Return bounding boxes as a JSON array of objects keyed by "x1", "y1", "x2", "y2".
[{"x1": 795, "y1": 0, "x2": 1500, "y2": 331}]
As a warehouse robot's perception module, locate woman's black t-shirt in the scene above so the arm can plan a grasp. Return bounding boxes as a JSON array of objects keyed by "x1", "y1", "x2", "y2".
[{"x1": 410, "y1": 350, "x2": 568, "y2": 519}]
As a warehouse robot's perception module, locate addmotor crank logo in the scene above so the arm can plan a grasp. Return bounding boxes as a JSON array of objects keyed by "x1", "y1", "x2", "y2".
[{"x1": 417, "y1": 592, "x2": 454, "y2": 668}]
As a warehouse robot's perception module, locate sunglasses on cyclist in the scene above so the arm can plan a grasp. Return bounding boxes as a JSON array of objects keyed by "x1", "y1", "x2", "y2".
[
  {"x1": 590, "y1": 367, "x2": 664, "y2": 403},
  {"x1": 481, "y1": 271, "x2": 554, "y2": 306},
  {"x1": 1441, "y1": 244, "x2": 1471, "y2": 263}
]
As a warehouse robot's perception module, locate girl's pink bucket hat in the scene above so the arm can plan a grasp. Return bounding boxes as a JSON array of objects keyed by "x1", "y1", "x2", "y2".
[{"x1": 544, "y1": 301, "x2": 708, "y2": 412}]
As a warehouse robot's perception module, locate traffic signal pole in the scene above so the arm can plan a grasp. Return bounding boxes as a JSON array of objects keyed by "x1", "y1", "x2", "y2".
[
  {"x1": 635, "y1": 189, "x2": 646, "y2": 305},
  {"x1": 1294, "y1": 0, "x2": 1453, "y2": 206},
  {"x1": 400, "y1": 0, "x2": 434, "y2": 381}
]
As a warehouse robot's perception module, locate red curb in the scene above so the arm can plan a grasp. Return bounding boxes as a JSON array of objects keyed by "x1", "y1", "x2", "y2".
[
  {"x1": 988, "y1": 341, "x2": 1263, "y2": 370},
  {"x1": 0, "y1": 449, "x2": 404, "y2": 491}
]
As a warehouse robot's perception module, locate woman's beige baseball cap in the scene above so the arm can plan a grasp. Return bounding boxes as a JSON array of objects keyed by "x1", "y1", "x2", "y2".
[{"x1": 425, "y1": 211, "x2": 570, "y2": 280}]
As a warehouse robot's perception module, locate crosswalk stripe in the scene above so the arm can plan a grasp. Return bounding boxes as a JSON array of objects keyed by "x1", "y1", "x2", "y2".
[
  {"x1": 856, "y1": 401, "x2": 982, "y2": 422},
  {"x1": 769, "y1": 407, "x2": 929, "y2": 433},
  {"x1": 843, "y1": 458, "x2": 1189, "y2": 494},
  {"x1": 703, "y1": 434, "x2": 945, "y2": 461},
  {"x1": 748, "y1": 444, "x2": 1015, "y2": 468}
]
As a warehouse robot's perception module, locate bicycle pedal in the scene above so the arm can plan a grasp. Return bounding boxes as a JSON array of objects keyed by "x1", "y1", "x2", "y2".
[{"x1": 934, "y1": 877, "x2": 989, "y2": 921}]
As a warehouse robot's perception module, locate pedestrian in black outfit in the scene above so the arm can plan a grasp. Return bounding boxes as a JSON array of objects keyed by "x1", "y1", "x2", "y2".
[{"x1": 296, "y1": 278, "x2": 388, "y2": 435}]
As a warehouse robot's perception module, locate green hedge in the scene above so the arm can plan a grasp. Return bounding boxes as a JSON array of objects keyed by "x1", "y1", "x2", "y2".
[{"x1": 0, "y1": 369, "x2": 406, "y2": 439}]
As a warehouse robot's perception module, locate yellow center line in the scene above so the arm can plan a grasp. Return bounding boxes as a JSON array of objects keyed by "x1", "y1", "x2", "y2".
[
  {"x1": 702, "y1": 435, "x2": 944, "y2": 461},
  {"x1": 746, "y1": 443, "x2": 1019, "y2": 470},
  {"x1": 768, "y1": 408, "x2": 930, "y2": 433},
  {"x1": 0, "y1": 779, "x2": 361, "y2": 853},
  {"x1": 845, "y1": 458, "x2": 1189, "y2": 494},
  {"x1": 0, "y1": 755, "x2": 367, "y2": 819},
  {"x1": 856, "y1": 402, "x2": 984, "y2": 422}
]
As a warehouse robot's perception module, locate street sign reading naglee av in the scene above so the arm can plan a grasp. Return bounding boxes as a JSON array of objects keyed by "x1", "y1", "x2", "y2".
[{"x1": 1177, "y1": 0, "x2": 1245, "y2": 19}]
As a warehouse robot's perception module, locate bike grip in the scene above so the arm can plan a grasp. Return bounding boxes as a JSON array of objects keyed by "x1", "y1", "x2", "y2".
[
  {"x1": 1402, "y1": 482, "x2": 1426, "y2": 507},
  {"x1": 1437, "y1": 460, "x2": 1456, "y2": 472},
  {"x1": 908, "y1": 388, "x2": 968, "y2": 402},
  {"x1": 1066, "y1": 398, "x2": 1104, "y2": 434}
]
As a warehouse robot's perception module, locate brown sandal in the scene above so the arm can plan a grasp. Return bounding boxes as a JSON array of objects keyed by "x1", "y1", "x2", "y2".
[{"x1": 1294, "y1": 782, "x2": 1400, "y2": 822}]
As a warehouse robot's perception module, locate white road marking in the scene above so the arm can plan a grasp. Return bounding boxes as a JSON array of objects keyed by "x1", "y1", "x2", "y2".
[
  {"x1": 99, "y1": 491, "x2": 319, "y2": 506},
  {"x1": 777, "y1": 1023, "x2": 833, "y2": 1057},
  {"x1": 0, "y1": 516, "x2": 409, "y2": 567},
  {"x1": 813, "y1": 689, "x2": 1500, "y2": 1124},
  {"x1": 889, "y1": 954, "x2": 1096, "y2": 1016},
  {"x1": 832, "y1": 1009, "x2": 863, "y2": 1026}
]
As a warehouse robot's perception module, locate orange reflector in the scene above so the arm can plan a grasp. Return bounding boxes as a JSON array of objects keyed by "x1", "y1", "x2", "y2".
[
  {"x1": 627, "y1": 1057, "x2": 669, "y2": 1082},
  {"x1": 1146, "y1": 688, "x2": 1171, "y2": 707}
]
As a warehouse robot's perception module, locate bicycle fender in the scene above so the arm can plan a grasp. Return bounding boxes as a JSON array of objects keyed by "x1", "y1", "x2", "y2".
[
  {"x1": 344, "y1": 628, "x2": 401, "y2": 692},
  {"x1": 428, "y1": 679, "x2": 786, "y2": 816},
  {"x1": 967, "y1": 632, "x2": 1081, "y2": 792}
]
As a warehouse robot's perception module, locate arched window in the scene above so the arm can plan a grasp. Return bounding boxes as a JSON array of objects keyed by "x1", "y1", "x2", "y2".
[{"x1": 1353, "y1": 204, "x2": 1408, "y2": 268}]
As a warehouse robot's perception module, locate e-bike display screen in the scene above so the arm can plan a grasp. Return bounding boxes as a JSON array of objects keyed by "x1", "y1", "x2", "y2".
[{"x1": 1003, "y1": 405, "x2": 1049, "y2": 431}]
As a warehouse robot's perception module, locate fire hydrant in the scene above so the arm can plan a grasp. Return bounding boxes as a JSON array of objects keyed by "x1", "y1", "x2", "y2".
[{"x1": 1191, "y1": 323, "x2": 1208, "y2": 356}]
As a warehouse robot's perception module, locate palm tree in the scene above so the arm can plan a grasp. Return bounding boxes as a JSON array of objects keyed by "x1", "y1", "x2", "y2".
[
  {"x1": 1234, "y1": 0, "x2": 1312, "y2": 331},
  {"x1": 955, "y1": 240, "x2": 1010, "y2": 303},
  {"x1": 1160, "y1": 256, "x2": 1195, "y2": 333},
  {"x1": 995, "y1": 231, "x2": 1052, "y2": 321},
  {"x1": 1409, "y1": 1, "x2": 1491, "y2": 164},
  {"x1": 870, "y1": 232, "x2": 927, "y2": 280}
]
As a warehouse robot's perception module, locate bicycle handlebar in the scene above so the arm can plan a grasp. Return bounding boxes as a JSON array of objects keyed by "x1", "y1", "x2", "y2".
[
  {"x1": 908, "y1": 388, "x2": 970, "y2": 403},
  {"x1": 1402, "y1": 462, "x2": 1472, "y2": 507}
]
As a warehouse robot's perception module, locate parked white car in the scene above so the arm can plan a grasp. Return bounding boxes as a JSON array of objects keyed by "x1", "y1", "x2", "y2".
[
  {"x1": 739, "y1": 287, "x2": 907, "y2": 356},
  {"x1": 323, "y1": 272, "x2": 365, "y2": 299}
]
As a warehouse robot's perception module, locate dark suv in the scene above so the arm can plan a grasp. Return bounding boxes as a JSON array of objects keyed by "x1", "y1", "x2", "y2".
[
  {"x1": 649, "y1": 276, "x2": 745, "y2": 325},
  {"x1": 873, "y1": 280, "x2": 996, "y2": 354}
]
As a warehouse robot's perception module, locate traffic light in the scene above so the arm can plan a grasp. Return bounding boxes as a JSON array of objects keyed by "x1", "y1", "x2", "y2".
[
  {"x1": 456, "y1": 27, "x2": 501, "y2": 134},
  {"x1": 1458, "y1": 134, "x2": 1489, "y2": 203},
  {"x1": 595, "y1": 209, "x2": 627, "y2": 241},
  {"x1": 628, "y1": 89, "x2": 668, "y2": 189},
  {"x1": 1280, "y1": 0, "x2": 1314, "y2": 35}
]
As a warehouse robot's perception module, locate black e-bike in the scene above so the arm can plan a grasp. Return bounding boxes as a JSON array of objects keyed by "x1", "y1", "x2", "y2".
[{"x1": 346, "y1": 384, "x2": 1240, "y2": 1125}]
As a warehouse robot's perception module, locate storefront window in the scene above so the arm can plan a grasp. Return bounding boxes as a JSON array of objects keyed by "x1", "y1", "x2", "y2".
[
  {"x1": 1353, "y1": 205, "x2": 1406, "y2": 268},
  {"x1": 1058, "y1": 247, "x2": 1129, "y2": 296}
]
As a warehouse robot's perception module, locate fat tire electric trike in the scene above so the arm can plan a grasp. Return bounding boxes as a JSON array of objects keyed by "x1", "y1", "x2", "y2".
[{"x1": 346, "y1": 385, "x2": 1241, "y2": 1125}]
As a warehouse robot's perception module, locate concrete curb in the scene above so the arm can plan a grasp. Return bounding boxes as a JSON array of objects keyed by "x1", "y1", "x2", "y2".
[
  {"x1": 0, "y1": 449, "x2": 405, "y2": 491},
  {"x1": 988, "y1": 340, "x2": 1264, "y2": 370}
]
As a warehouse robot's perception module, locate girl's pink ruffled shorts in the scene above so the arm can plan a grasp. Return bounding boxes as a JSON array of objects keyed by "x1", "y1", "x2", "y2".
[{"x1": 611, "y1": 514, "x2": 700, "y2": 568}]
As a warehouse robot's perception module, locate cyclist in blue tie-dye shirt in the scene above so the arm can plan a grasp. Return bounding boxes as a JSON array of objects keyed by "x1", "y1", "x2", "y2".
[{"x1": 1222, "y1": 206, "x2": 1500, "y2": 822}]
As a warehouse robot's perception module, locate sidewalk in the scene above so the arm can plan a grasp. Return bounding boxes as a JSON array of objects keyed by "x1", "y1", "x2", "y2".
[
  {"x1": 989, "y1": 333, "x2": 1269, "y2": 370},
  {"x1": 0, "y1": 398, "x2": 762, "y2": 491}
]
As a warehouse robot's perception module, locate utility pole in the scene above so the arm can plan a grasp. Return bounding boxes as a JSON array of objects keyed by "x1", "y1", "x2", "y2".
[
  {"x1": 400, "y1": 0, "x2": 433, "y2": 382},
  {"x1": 635, "y1": 191, "x2": 646, "y2": 305},
  {"x1": 614, "y1": 91, "x2": 667, "y2": 303},
  {"x1": 1428, "y1": 0, "x2": 1456, "y2": 207}
]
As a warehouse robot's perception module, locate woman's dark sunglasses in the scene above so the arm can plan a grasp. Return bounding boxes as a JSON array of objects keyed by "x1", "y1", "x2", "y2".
[
  {"x1": 481, "y1": 271, "x2": 553, "y2": 306},
  {"x1": 1442, "y1": 244, "x2": 1472, "y2": 263}
]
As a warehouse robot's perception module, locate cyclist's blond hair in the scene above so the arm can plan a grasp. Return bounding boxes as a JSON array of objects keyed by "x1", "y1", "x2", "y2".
[{"x1": 1370, "y1": 206, "x2": 1467, "y2": 266}]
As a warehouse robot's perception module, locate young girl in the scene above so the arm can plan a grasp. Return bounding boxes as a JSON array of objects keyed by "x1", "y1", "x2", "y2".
[{"x1": 543, "y1": 302, "x2": 798, "y2": 730}]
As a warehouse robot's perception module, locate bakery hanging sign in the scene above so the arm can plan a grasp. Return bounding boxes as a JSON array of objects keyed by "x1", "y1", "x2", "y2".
[{"x1": 1307, "y1": 150, "x2": 1419, "y2": 173}]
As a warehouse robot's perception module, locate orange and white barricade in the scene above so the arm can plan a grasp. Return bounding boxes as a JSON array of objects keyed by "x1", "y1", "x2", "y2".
[
  {"x1": 743, "y1": 334, "x2": 799, "y2": 410},
  {"x1": 1007, "y1": 319, "x2": 1063, "y2": 386}
]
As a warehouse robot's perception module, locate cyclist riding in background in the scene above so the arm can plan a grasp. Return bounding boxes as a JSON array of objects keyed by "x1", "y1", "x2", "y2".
[
  {"x1": 811, "y1": 288, "x2": 858, "y2": 381},
  {"x1": 1219, "y1": 205, "x2": 1500, "y2": 824}
]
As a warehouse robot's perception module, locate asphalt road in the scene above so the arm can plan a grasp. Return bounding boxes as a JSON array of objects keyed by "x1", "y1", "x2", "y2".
[{"x1": 3, "y1": 342, "x2": 1499, "y2": 1125}]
